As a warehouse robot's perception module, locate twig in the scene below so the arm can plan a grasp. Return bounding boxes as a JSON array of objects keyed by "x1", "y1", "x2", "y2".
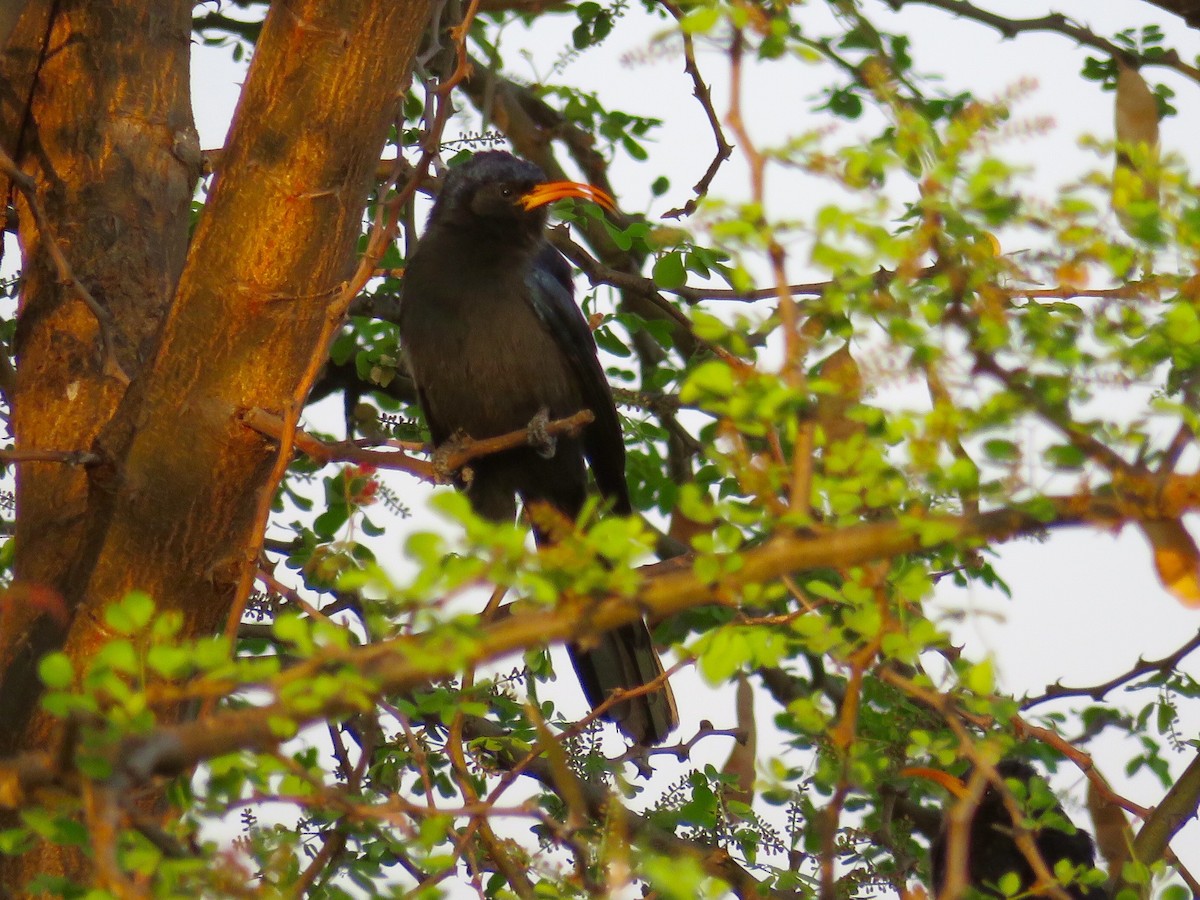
[
  {"x1": 239, "y1": 405, "x2": 596, "y2": 483},
  {"x1": 255, "y1": 568, "x2": 339, "y2": 629},
  {"x1": 885, "y1": 0, "x2": 1200, "y2": 83},
  {"x1": 459, "y1": 715, "x2": 781, "y2": 899},
  {"x1": 1010, "y1": 720, "x2": 1149, "y2": 819},
  {"x1": 481, "y1": 659, "x2": 687, "y2": 806},
  {"x1": 659, "y1": 0, "x2": 734, "y2": 218},
  {"x1": 432, "y1": 0, "x2": 482, "y2": 97},
  {"x1": 0, "y1": 447, "x2": 101, "y2": 467},
  {"x1": 240, "y1": 406, "x2": 435, "y2": 480},
  {"x1": 971, "y1": 350, "x2": 1137, "y2": 477},
  {"x1": 435, "y1": 409, "x2": 595, "y2": 476},
  {"x1": 1021, "y1": 628, "x2": 1200, "y2": 708},
  {"x1": 615, "y1": 722, "x2": 744, "y2": 765}
]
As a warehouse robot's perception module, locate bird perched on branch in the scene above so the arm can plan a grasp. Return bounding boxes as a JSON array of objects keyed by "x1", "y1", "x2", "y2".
[
  {"x1": 398, "y1": 150, "x2": 678, "y2": 746},
  {"x1": 906, "y1": 758, "x2": 1108, "y2": 899}
]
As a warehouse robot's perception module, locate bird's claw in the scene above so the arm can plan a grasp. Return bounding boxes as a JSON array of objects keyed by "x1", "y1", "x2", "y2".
[
  {"x1": 432, "y1": 431, "x2": 471, "y2": 483},
  {"x1": 526, "y1": 408, "x2": 556, "y2": 459}
]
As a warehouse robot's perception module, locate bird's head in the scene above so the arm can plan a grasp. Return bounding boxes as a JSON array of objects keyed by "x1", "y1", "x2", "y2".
[{"x1": 429, "y1": 150, "x2": 615, "y2": 246}]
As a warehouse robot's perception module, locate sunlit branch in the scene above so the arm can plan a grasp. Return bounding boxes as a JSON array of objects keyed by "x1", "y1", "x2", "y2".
[
  {"x1": 0, "y1": 448, "x2": 101, "y2": 467},
  {"x1": 240, "y1": 405, "x2": 596, "y2": 483},
  {"x1": 10, "y1": 471, "x2": 1200, "y2": 808},
  {"x1": 222, "y1": 0, "x2": 476, "y2": 641}
]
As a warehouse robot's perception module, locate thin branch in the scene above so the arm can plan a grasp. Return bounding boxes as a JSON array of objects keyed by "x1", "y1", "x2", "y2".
[
  {"x1": 288, "y1": 824, "x2": 346, "y2": 898},
  {"x1": 444, "y1": 581, "x2": 537, "y2": 900},
  {"x1": 972, "y1": 350, "x2": 1138, "y2": 477},
  {"x1": 239, "y1": 405, "x2": 596, "y2": 483},
  {"x1": 885, "y1": 0, "x2": 1200, "y2": 83},
  {"x1": 0, "y1": 447, "x2": 101, "y2": 467},
  {"x1": 241, "y1": 405, "x2": 435, "y2": 480},
  {"x1": 458, "y1": 715, "x2": 786, "y2": 899},
  {"x1": 1159, "y1": 420, "x2": 1195, "y2": 473},
  {"x1": 1021, "y1": 628, "x2": 1200, "y2": 708},
  {"x1": 659, "y1": 0, "x2": 734, "y2": 219}
]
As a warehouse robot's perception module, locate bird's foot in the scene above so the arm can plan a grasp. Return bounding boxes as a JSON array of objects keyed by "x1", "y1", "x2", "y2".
[
  {"x1": 432, "y1": 431, "x2": 472, "y2": 483},
  {"x1": 526, "y1": 408, "x2": 557, "y2": 459}
]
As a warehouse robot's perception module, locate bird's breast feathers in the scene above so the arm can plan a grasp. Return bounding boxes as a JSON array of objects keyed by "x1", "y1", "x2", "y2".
[{"x1": 403, "y1": 289, "x2": 584, "y2": 440}]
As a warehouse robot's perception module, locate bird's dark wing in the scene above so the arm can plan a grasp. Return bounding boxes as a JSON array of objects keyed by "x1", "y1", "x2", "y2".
[
  {"x1": 526, "y1": 243, "x2": 631, "y2": 514},
  {"x1": 415, "y1": 383, "x2": 452, "y2": 448}
]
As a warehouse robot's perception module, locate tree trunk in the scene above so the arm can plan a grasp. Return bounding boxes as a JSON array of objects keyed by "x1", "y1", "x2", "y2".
[
  {"x1": 0, "y1": 0, "x2": 433, "y2": 890},
  {"x1": 1, "y1": 0, "x2": 196, "y2": 756}
]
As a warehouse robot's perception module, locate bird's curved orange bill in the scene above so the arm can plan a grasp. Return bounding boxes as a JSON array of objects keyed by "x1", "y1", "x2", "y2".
[
  {"x1": 520, "y1": 180, "x2": 616, "y2": 212},
  {"x1": 901, "y1": 766, "x2": 970, "y2": 799}
]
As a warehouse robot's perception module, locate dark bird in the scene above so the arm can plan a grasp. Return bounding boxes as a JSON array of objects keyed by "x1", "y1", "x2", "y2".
[
  {"x1": 908, "y1": 758, "x2": 1107, "y2": 899},
  {"x1": 398, "y1": 150, "x2": 678, "y2": 745}
]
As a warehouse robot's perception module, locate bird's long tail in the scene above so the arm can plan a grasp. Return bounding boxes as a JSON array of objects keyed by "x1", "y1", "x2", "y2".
[
  {"x1": 567, "y1": 621, "x2": 678, "y2": 746},
  {"x1": 522, "y1": 490, "x2": 678, "y2": 746}
]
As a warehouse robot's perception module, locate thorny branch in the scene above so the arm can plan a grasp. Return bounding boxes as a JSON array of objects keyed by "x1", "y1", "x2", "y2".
[
  {"x1": 1022, "y1": 627, "x2": 1200, "y2": 708},
  {"x1": 885, "y1": 0, "x2": 1200, "y2": 83},
  {"x1": 659, "y1": 0, "x2": 734, "y2": 219}
]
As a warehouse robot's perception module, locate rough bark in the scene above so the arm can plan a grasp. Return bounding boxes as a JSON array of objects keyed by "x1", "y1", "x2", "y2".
[
  {"x1": 54, "y1": 0, "x2": 429, "y2": 653},
  {"x1": 0, "y1": 0, "x2": 433, "y2": 890},
  {"x1": 0, "y1": 0, "x2": 197, "y2": 753}
]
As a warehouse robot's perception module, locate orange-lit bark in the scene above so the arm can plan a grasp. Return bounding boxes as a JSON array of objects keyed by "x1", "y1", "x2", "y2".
[
  {"x1": 1, "y1": 0, "x2": 197, "y2": 755},
  {"x1": 0, "y1": 0, "x2": 432, "y2": 890}
]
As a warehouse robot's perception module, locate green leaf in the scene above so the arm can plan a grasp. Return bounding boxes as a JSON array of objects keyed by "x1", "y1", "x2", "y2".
[
  {"x1": 983, "y1": 438, "x2": 1019, "y2": 461},
  {"x1": 105, "y1": 591, "x2": 155, "y2": 634},
  {"x1": 1044, "y1": 444, "x2": 1086, "y2": 470},
  {"x1": 963, "y1": 658, "x2": 995, "y2": 695},
  {"x1": 681, "y1": 360, "x2": 735, "y2": 401},
  {"x1": 38, "y1": 653, "x2": 73, "y2": 690},
  {"x1": 679, "y1": 6, "x2": 721, "y2": 35},
  {"x1": 652, "y1": 251, "x2": 687, "y2": 290}
]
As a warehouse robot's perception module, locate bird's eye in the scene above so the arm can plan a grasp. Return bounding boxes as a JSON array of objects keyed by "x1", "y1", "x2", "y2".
[{"x1": 499, "y1": 186, "x2": 514, "y2": 198}]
